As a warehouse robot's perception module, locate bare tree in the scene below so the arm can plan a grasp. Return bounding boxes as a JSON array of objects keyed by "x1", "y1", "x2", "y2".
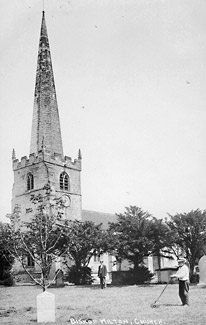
[{"x1": 6, "y1": 186, "x2": 69, "y2": 291}]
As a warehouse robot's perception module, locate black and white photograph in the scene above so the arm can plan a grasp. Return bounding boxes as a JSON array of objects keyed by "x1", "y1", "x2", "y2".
[{"x1": 0, "y1": 0, "x2": 206, "y2": 324}]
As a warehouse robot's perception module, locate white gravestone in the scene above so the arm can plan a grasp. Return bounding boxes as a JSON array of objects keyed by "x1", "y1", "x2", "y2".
[
  {"x1": 199, "y1": 255, "x2": 206, "y2": 286},
  {"x1": 37, "y1": 291, "x2": 55, "y2": 323}
]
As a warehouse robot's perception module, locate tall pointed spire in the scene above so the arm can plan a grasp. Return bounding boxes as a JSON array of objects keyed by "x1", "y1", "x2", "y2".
[{"x1": 30, "y1": 11, "x2": 63, "y2": 156}]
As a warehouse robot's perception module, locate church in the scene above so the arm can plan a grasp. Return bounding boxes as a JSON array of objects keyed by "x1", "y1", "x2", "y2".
[
  {"x1": 11, "y1": 11, "x2": 117, "y2": 281},
  {"x1": 11, "y1": 11, "x2": 175, "y2": 283}
]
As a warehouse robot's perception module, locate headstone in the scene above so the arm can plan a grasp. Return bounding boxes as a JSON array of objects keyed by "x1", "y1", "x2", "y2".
[
  {"x1": 37, "y1": 291, "x2": 55, "y2": 323},
  {"x1": 48, "y1": 263, "x2": 56, "y2": 280},
  {"x1": 198, "y1": 255, "x2": 206, "y2": 286},
  {"x1": 55, "y1": 269, "x2": 64, "y2": 287}
]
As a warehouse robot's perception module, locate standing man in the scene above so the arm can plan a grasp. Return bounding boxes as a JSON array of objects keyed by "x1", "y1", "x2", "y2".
[
  {"x1": 98, "y1": 260, "x2": 107, "y2": 289},
  {"x1": 170, "y1": 257, "x2": 190, "y2": 307}
]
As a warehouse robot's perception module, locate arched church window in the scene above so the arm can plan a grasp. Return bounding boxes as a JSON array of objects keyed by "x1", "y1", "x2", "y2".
[
  {"x1": 27, "y1": 173, "x2": 34, "y2": 191},
  {"x1": 27, "y1": 254, "x2": 35, "y2": 267},
  {"x1": 60, "y1": 172, "x2": 69, "y2": 191}
]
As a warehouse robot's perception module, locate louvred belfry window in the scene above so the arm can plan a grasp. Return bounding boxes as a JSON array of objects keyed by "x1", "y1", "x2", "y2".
[
  {"x1": 60, "y1": 172, "x2": 69, "y2": 191},
  {"x1": 27, "y1": 173, "x2": 34, "y2": 191}
]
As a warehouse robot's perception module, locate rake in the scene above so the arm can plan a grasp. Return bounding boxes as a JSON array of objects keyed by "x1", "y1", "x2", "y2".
[{"x1": 150, "y1": 281, "x2": 171, "y2": 308}]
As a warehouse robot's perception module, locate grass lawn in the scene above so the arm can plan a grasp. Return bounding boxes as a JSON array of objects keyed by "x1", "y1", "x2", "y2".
[{"x1": 0, "y1": 283, "x2": 206, "y2": 325}]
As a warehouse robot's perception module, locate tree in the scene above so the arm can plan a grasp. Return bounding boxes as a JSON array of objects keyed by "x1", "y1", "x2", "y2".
[
  {"x1": 107, "y1": 206, "x2": 154, "y2": 270},
  {"x1": 6, "y1": 190, "x2": 69, "y2": 291},
  {"x1": 150, "y1": 217, "x2": 174, "y2": 269},
  {"x1": 166, "y1": 209, "x2": 206, "y2": 277},
  {"x1": 62, "y1": 220, "x2": 105, "y2": 284},
  {"x1": 0, "y1": 222, "x2": 14, "y2": 286}
]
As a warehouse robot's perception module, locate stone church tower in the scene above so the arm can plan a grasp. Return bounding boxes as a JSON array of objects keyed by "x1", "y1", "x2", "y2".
[{"x1": 12, "y1": 11, "x2": 82, "y2": 222}]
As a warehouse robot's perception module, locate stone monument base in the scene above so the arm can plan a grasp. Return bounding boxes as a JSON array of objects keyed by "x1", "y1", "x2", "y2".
[{"x1": 37, "y1": 291, "x2": 55, "y2": 323}]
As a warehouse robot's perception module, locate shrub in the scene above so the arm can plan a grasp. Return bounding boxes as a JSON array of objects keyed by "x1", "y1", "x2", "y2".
[
  {"x1": 0, "y1": 271, "x2": 14, "y2": 286},
  {"x1": 129, "y1": 266, "x2": 154, "y2": 284},
  {"x1": 112, "y1": 266, "x2": 154, "y2": 285},
  {"x1": 190, "y1": 273, "x2": 199, "y2": 284},
  {"x1": 0, "y1": 222, "x2": 15, "y2": 286},
  {"x1": 66, "y1": 266, "x2": 93, "y2": 285}
]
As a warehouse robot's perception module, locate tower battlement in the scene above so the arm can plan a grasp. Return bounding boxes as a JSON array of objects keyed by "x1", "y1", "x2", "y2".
[{"x1": 13, "y1": 151, "x2": 82, "y2": 171}]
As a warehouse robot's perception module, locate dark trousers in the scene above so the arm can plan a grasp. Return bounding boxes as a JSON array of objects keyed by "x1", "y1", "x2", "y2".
[
  {"x1": 99, "y1": 276, "x2": 105, "y2": 289},
  {"x1": 179, "y1": 280, "x2": 189, "y2": 305}
]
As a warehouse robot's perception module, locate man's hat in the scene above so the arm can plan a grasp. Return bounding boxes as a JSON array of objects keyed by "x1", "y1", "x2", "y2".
[{"x1": 177, "y1": 258, "x2": 186, "y2": 264}]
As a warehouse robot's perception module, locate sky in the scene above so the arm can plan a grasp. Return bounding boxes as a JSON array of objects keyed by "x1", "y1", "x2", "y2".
[{"x1": 0, "y1": 0, "x2": 206, "y2": 222}]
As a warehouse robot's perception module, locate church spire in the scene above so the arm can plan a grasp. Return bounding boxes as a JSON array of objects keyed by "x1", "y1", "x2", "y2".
[{"x1": 30, "y1": 11, "x2": 63, "y2": 156}]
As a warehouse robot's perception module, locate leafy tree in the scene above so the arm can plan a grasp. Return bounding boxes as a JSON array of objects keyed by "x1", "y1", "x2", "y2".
[
  {"x1": 5, "y1": 190, "x2": 69, "y2": 291},
  {"x1": 107, "y1": 206, "x2": 154, "y2": 270},
  {"x1": 166, "y1": 209, "x2": 206, "y2": 277},
  {"x1": 150, "y1": 217, "x2": 174, "y2": 269},
  {"x1": 0, "y1": 222, "x2": 14, "y2": 286},
  {"x1": 62, "y1": 220, "x2": 105, "y2": 284}
]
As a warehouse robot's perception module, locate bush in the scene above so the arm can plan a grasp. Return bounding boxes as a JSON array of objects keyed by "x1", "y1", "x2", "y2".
[
  {"x1": 112, "y1": 266, "x2": 154, "y2": 286},
  {"x1": 0, "y1": 271, "x2": 14, "y2": 286},
  {"x1": 129, "y1": 266, "x2": 154, "y2": 284},
  {"x1": 66, "y1": 266, "x2": 93, "y2": 285},
  {"x1": 0, "y1": 222, "x2": 15, "y2": 286},
  {"x1": 190, "y1": 273, "x2": 199, "y2": 284}
]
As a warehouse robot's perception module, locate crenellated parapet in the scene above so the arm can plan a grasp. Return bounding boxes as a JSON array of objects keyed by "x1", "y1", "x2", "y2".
[{"x1": 12, "y1": 150, "x2": 82, "y2": 171}]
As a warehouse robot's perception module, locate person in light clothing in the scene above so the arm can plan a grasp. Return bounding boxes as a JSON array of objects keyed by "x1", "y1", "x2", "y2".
[{"x1": 170, "y1": 257, "x2": 190, "y2": 306}]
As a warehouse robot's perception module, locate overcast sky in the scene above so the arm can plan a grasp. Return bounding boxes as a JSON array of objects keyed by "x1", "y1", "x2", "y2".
[{"x1": 0, "y1": 0, "x2": 206, "y2": 222}]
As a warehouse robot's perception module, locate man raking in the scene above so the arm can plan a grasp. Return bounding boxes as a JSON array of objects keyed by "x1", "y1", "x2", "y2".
[{"x1": 170, "y1": 257, "x2": 190, "y2": 307}]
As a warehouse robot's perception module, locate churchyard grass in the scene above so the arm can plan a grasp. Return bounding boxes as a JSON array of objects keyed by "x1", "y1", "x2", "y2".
[{"x1": 0, "y1": 283, "x2": 206, "y2": 325}]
